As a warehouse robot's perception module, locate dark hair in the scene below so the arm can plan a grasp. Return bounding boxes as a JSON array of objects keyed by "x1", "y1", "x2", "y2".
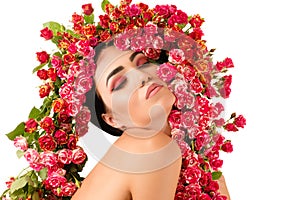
[{"x1": 84, "y1": 41, "x2": 123, "y2": 136}]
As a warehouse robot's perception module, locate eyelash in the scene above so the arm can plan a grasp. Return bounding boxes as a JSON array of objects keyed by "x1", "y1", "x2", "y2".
[{"x1": 111, "y1": 60, "x2": 151, "y2": 92}]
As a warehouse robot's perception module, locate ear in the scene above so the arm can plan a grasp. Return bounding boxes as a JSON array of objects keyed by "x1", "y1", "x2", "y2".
[{"x1": 101, "y1": 113, "x2": 118, "y2": 128}]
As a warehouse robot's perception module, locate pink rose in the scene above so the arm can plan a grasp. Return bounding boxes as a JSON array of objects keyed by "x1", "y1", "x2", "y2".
[
  {"x1": 157, "y1": 63, "x2": 177, "y2": 82},
  {"x1": 13, "y1": 136, "x2": 28, "y2": 151},
  {"x1": 51, "y1": 56, "x2": 62, "y2": 69},
  {"x1": 40, "y1": 151, "x2": 58, "y2": 168},
  {"x1": 61, "y1": 182, "x2": 77, "y2": 196},
  {"x1": 24, "y1": 148, "x2": 39, "y2": 163},
  {"x1": 152, "y1": 36, "x2": 164, "y2": 49},
  {"x1": 74, "y1": 73, "x2": 92, "y2": 95},
  {"x1": 59, "y1": 83, "x2": 74, "y2": 101},
  {"x1": 154, "y1": 5, "x2": 170, "y2": 18},
  {"x1": 213, "y1": 118, "x2": 225, "y2": 127},
  {"x1": 171, "y1": 128, "x2": 185, "y2": 141},
  {"x1": 142, "y1": 48, "x2": 161, "y2": 60},
  {"x1": 168, "y1": 49, "x2": 185, "y2": 64},
  {"x1": 75, "y1": 106, "x2": 91, "y2": 125},
  {"x1": 114, "y1": 34, "x2": 130, "y2": 51},
  {"x1": 126, "y1": 4, "x2": 141, "y2": 17},
  {"x1": 72, "y1": 147, "x2": 87, "y2": 164},
  {"x1": 45, "y1": 172, "x2": 67, "y2": 188},
  {"x1": 29, "y1": 161, "x2": 44, "y2": 172},
  {"x1": 57, "y1": 149, "x2": 73, "y2": 165},
  {"x1": 75, "y1": 123, "x2": 89, "y2": 137},
  {"x1": 182, "y1": 167, "x2": 202, "y2": 184},
  {"x1": 181, "y1": 111, "x2": 196, "y2": 128},
  {"x1": 144, "y1": 22, "x2": 158, "y2": 35},
  {"x1": 130, "y1": 36, "x2": 146, "y2": 52}
]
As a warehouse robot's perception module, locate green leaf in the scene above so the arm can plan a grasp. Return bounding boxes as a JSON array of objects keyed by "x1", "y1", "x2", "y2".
[
  {"x1": 84, "y1": 13, "x2": 95, "y2": 24},
  {"x1": 43, "y1": 21, "x2": 65, "y2": 35},
  {"x1": 16, "y1": 150, "x2": 25, "y2": 159},
  {"x1": 32, "y1": 63, "x2": 47, "y2": 74},
  {"x1": 28, "y1": 107, "x2": 41, "y2": 119},
  {"x1": 38, "y1": 168, "x2": 47, "y2": 180},
  {"x1": 66, "y1": 29, "x2": 81, "y2": 39},
  {"x1": 6, "y1": 122, "x2": 25, "y2": 140},
  {"x1": 101, "y1": 0, "x2": 111, "y2": 12},
  {"x1": 10, "y1": 176, "x2": 28, "y2": 193},
  {"x1": 212, "y1": 171, "x2": 222, "y2": 180}
]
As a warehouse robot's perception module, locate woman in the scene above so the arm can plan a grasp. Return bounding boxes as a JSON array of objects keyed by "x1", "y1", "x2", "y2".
[
  {"x1": 72, "y1": 42, "x2": 183, "y2": 199},
  {"x1": 72, "y1": 39, "x2": 231, "y2": 199}
]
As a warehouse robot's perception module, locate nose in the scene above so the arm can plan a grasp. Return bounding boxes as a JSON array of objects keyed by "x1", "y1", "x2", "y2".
[{"x1": 141, "y1": 76, "x2": 152, "y2": 87}]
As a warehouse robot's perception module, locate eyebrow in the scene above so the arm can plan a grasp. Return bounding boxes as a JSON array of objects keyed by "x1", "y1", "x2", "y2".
[
  {"x1": 106, "y1": 66, "x2": 124, "y2": 87},
  {"x1": 105, "y1": 52, "x2": 142, "y2": 87}
]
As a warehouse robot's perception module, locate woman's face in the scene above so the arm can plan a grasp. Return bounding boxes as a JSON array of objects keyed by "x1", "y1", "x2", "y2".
[{"x1": 94, "y1": 45, "x2": 175, "y2": 131}]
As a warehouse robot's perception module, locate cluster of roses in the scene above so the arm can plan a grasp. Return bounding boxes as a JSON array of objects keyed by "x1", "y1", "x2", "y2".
[{"x1": 2, "y1": 0, "x2": 246, "y2": 200}]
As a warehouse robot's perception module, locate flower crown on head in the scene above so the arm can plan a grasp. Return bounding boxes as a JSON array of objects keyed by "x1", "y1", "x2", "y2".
[{"x1": 2, "y1": 1, "x2": 246, "y2": 199}]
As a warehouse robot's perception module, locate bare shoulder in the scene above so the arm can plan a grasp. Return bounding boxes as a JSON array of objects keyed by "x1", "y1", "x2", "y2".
[{"x1": 72, "y1": 162, "x2": 131, "y2": 200}]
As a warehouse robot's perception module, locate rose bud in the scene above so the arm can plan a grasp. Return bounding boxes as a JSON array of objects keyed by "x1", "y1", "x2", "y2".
[
  {"x1": 82, "y1": 3, "x2": 94, "y2": 15},
  {"x1": 13, "y1": 136, "x2": 28, "y2": 151},
  {"x1": 25, "y1": 119, "x2": 38, "y2": 133},
  {"x1": 37, "y1": 69, "x2": 49, "y2": 80},
  {"x1": 39, "y1": 83, "x2": 51, "y2": 98},
  {"x1": 234, "y1": 114, "x2": 246, "y2": 128}
]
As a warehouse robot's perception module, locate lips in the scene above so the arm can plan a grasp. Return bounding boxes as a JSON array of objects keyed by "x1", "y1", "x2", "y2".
[{"x1": 146, "y1": 83, "x2": 163, "y2": 99}]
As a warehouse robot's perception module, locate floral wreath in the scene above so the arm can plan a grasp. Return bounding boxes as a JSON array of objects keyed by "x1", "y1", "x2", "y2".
[{"x1": 1, "y1": 0, "x2": 246, "y2": 199}]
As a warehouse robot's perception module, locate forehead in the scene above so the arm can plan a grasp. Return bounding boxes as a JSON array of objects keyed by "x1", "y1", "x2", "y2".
[{"x1": 94, "y1": 46, "x2": 132, "y2": 84}]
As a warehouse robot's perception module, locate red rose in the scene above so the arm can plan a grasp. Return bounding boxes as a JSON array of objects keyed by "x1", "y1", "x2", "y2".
[
  {"x1": 40, "y1": 116, "x2": 55, "y2": 134},
  {"x1": 190, "y1": 77, "x2": 204, "y2": 94},
  {"x1": 25, "y1": 118, "x2": 38, "y2": 133},
  {"x1": 175, "y1": 10, "x2": 188, "y2": 24},
  {"x1": 47, "y1": 68, "x2": 57, "y2": 82},
  {"x1": 63, "y1": 53, "x2": 76, "y2": 65},
  {"x1": 189, "y1": 14, "x2": 205, "y2": 28},
  {"x1": 168, "y1": 110, "x2": 181, "y2": 129},
  {"x1": 224, "y1": 123, "x2": 238, "y2": 132},
  {"x1": 154, "y1": 5, "x2": 170, "y2": 18},
  {"x1": 99, "y1": 14, "x2": 110, "y2": 29},
  {"x1": 72, "y1": 13, "x2": 84, "y2": 25},
  {"x1": 67, "y1": 134, "x2": 78, "y2": 150},
  {"x1": 39, "y1": 83, "x2": 51, "y2": 98},
  {"x1": 82, "y1": 3, "x2": 94, "y2": 15},
  {"x1": 209, "y1": 159, "x2": 223, "y2": 170},
  {"x1": 234, "y1": 114, "x2": 246, "y2": 128},
  {"x1": 221, "y1": 141, "x2": 233, "y2": 153},
  {"x1": 83, "y1": 24, "x2": 96, "y2": 38},
  {"x1": 72, "y1": 147, "x2": 87, "y2": 164},
  {"x1": 40, "y1": 27, "x2": 53, "y2": 40},
  {"x1": 36, "y1": 51, "x2": 49, "y2": 64},
  {"x1": 38, "y1": 135, "x2": 57, "y2": 151},
  {"x1": 100, "y1": 30, "x2": 111, "y2": 42},
  {"x1": 52, "y1": 98, "x2": 65, "y2": 113},
  {"x1": 54, "y1": 129, "x2": 68, "y2": 145},
  {"x1": 37, "y1": 69, "x2": 48, "y2": 80},
  {"x1": 204, "y1": 180, "x2": 219, "y2": 193},
  {"x1": 189, "y1": 27, "x2": 204, "y2": 40}
]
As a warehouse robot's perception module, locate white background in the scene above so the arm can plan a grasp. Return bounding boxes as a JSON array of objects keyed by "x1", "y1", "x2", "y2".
[{"x1": 0, "y1": 0, "x2": 300, "y2": 199}]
